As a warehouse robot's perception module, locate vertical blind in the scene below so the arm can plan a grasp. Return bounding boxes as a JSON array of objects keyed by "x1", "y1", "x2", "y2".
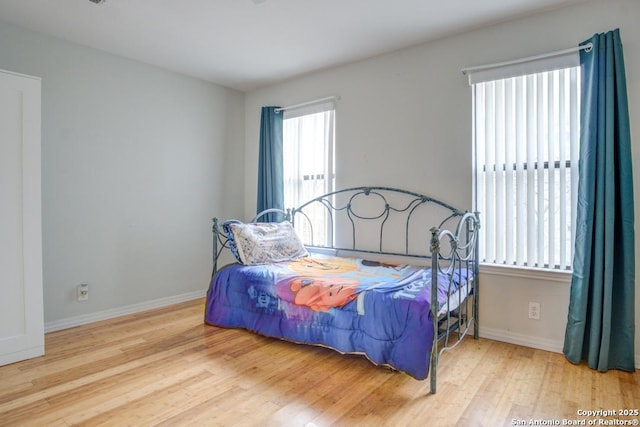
[
  {"x1": 473, "y1": 66, "x2": 580, "y2": 270},
  {"x1": 283, "y1": 102, "x2": 335, "y2": 246}
]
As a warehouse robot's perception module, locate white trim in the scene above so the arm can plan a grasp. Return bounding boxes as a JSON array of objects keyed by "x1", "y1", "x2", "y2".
[
  {"x1": 274, "y1": 95, "x2": 339, "y2": 114},
  {"x1": 44, "y1": 289, "x2": 206, "y2": 333},
  {"x1": 462, "y1": 43, "x2": 591, "y2": 84},
  {"x1": 282, "y1": 100, "x2": 336, "y2": 120},
  {"x1": 480, "y1": 264, "x2": 572, "y2": 284},
  {"x1": 479, "y1": 326, "x2": 564, "y2": 354},
  {"x1": 480, "y1": 327, "x2": 640, "y2": 369},
  {"x1": 0, "y1": 346, "x2": 45, "y2": 366},
  {"x1": 0, "y1": 68, "x2": 41, "y2": 81}
]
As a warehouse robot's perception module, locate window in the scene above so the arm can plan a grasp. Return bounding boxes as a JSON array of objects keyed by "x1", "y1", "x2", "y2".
[
  {"x1": 283, "y1": 102, "x2": 335, "y2": 246},
  {"x1": 472, "y1": 64, "x2": 580, "y2": 271}
]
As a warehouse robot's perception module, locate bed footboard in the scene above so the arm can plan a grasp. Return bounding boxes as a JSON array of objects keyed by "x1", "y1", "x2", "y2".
[{"x1": 429, "y1": 212, "x2": 480, "y2": 394}]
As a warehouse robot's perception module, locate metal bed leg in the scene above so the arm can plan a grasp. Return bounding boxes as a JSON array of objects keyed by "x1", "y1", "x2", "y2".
[
  {"x1": 430, "y1": 353, "x2": 437, "y2": 394},
  {"x1": 474, "y1": 288, "x2": 479, "y2": 340}
]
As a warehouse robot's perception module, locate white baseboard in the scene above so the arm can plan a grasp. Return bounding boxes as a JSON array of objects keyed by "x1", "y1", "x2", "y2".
[
  {"x1": 0, "y1": 346, "x2": 44, "y2": 367},
  {"x1": 480, "y1": 327, "x2": 640, "y2": 369},
  {"x1": 44, "y1": 289, "x2": 207, "y2": 333},
  {"x1": 479, "y1": 326, "x2": 564, "y2": 354}
]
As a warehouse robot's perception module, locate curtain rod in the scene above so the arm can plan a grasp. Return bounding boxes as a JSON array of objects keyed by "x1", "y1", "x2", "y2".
[
  {"x1": 461, "y1": 43, "x2": 593, "y2": 75},
  {"x1": 274, "y1": 95, "x2": 340, "y2": 113}
]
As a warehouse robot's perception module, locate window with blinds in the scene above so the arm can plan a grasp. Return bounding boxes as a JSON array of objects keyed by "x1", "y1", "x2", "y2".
[
  {"x1": 473, "y1": 65, "x2": 580, "y2": 270},
  {"x1": 283, "y1": 102, "x2": 335, "y2": 246}
]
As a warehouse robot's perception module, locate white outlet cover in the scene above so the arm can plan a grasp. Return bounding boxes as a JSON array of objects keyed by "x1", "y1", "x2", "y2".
[
  {"x1": 77, "y1": 284, "x2": 89, "y2": 301},
  {"x1": 528, "y1": 302, "x2": 540, "y2": 320}
]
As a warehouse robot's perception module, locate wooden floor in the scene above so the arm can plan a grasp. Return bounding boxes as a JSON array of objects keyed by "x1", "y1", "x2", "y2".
[{"x1": 1, "y1": 299, "x2": 638, "y2": 427}]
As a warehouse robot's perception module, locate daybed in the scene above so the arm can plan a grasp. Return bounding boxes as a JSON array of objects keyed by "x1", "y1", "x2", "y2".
[{"x1": 205, "y1": 186, "x2": 480, "y2": 394}]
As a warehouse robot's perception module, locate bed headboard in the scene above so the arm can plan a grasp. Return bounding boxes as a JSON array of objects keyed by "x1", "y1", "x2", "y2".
[
  {"x1": 293, "y1": 187, "x2": 476, "y2": 259},
  {"x1": 212, "y1": 186, "x2": 480, "y2": 275}
]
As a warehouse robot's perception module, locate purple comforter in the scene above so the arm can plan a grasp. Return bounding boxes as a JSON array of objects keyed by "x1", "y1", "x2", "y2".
[{"x1": 205, "y1": 255, "x2": 469, "y2": 379}]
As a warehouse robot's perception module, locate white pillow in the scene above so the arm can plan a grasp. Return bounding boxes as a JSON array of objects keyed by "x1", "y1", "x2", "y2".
[{"x1": 226, "y1": 221, "x2": 308, "y2": 265}]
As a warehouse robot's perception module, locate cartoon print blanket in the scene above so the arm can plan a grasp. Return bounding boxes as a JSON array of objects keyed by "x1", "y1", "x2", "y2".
[{"x1": 205, "y1": 254, "x2": 470, "y2": 380}]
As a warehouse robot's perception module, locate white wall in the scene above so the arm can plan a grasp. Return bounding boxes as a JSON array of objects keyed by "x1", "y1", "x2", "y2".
[
  {"x1": 0, "y1": 20, "x2": 245, "y2": 325},
  {"x1": 245, "y1": 0, "x2": 640, "y2": 364}
]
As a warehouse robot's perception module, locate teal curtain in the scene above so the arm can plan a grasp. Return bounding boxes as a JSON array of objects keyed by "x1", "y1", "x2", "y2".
[
  {"x1": 563, "y1": 29, "x2": 635, "y2": 372},
  {"x1": 256, "y1": 106, "x2": 284, "y2": 222}
]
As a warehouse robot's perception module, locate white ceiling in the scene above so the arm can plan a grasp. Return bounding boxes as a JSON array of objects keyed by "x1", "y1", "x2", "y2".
[{"x1": 0, "y1": 0, "x2": 586, "y2": 91}]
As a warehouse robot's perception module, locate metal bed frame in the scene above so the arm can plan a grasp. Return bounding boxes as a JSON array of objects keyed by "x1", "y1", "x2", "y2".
[{"x1": 211, "y1": 186, "x2": 480, "y2": 394}]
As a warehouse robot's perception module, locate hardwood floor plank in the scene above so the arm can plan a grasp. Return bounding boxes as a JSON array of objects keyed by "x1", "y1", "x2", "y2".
[{"x1": 0, "y1": 298, "x2": 638, "y2": 427}]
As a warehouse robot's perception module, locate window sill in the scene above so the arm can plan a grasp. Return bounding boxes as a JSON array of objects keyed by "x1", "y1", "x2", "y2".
[{"x1": 479, "y1": 263, "x2": 572, "y2": 284}]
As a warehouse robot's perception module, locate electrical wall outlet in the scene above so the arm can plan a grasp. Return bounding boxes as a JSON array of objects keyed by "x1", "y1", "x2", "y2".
[
  {"x1": 77, "y1": 283, "x2": 89, "y2": 301},
  {"x1": 528, "y1": 302, "x2": 540, "y2": 320}
]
